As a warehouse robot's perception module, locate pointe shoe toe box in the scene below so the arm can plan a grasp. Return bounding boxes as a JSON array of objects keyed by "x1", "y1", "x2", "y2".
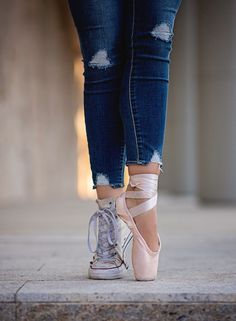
[{"x1": 132, "y1": 238, "x2": 160, "y2": 281}]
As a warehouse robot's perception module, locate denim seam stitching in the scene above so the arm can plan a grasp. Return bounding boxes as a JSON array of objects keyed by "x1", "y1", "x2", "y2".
[
  {"x1": 119, "y1": 144, "x2": 125, "y2": 173},
  {"x1": 128, "y1": 0, "x2": 139, "y2": 161}
]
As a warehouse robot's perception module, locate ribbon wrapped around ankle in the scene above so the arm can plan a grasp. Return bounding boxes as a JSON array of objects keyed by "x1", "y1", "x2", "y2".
[
  {"x1": 125, "y1": 173, "x2": 159, "y2": 217},
  {"x1": 126, "y1": 173, "x2": 159, "y2": 198}
]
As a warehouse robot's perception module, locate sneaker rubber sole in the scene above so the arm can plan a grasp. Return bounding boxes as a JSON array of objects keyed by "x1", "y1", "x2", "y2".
[{"x1": 88, "y1": 262, "x2": 127, "y2": 280}]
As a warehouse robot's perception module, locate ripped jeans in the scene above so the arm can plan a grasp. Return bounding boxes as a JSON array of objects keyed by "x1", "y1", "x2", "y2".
[{"x1": 67, "y1": 0, "x2": 182, "y2": 189}]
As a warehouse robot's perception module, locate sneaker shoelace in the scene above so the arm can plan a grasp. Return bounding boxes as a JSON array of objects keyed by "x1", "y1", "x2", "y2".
[{"x1": 87, "y1": 207, "x2": 120, "y2": 261}]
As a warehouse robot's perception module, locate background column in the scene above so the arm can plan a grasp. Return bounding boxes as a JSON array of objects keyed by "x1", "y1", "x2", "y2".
[
  {"x1": 198, "y1": 0, "x2": 236, "y2": 202},
  {"x1": 161, "y1": 0, "x2": 198, "y2": 195}
]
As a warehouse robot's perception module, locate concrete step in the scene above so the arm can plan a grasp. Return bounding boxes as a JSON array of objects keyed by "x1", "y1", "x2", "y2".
[
  {"x1": 0, "y1": 197, "x2": 236, "y2": 320},
  {"x1": 1, "y1": 234, "x2": 236, "y2": 321},
  {"x1": 1, "y1": 276, "x2": 236, "y2": 321}
]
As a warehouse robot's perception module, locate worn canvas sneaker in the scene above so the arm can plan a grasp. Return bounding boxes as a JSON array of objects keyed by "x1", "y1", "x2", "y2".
[{"x1": 87, "y1": 196, "x2": 132, "y2": 280}]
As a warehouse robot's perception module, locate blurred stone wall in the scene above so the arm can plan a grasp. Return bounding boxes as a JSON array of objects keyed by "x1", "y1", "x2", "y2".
[
  {"x1": 1, "y1": 0, "x2": 235, "y2": 205},
  {"x1": 162, "y1": 0, "x2": 198, "y2": 195},
  {"x1": 0, "y1": 0, "x2": 78, "y2": 204},
  {"x1": 162, "y1": 0, "x2": 236, "y2": 202},
  {"x1": 198, "y1": 0, "x2": 236, "y2": 202}
]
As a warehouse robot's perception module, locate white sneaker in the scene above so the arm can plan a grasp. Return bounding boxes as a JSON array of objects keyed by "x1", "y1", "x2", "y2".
[{"x1": 87, "y1": 196, "x2": 132, "y2": 280}]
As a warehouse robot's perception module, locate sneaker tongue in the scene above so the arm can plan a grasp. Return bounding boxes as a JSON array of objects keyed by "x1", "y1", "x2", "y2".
[
  {"x1": 93, "y1": 198, "x2": 122, "y2": 258},
  {"x1": 96, "y1": 207, "x2": 120, "y2": 257},
  {"x1": 98, "y1": 211, "x2": 116, "y2": 246}
]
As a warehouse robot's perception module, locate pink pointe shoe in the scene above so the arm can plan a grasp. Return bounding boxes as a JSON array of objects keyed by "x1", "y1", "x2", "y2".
[{"x1": 115, "y1": 173, "x2": 161, "y2": 281}]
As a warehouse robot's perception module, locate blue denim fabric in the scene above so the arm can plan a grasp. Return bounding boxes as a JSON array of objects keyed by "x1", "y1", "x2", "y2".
[{"x1": 68, "y1": 0, "x2": 182, "y2": 189}]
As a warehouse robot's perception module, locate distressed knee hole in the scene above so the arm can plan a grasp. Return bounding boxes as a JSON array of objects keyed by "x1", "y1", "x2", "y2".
[
  {"x1": 96, "y1": 173, "x2": 110, "y2": 186},
  {"x1": 88, "y1": 49, "x2": 112, "y2": 69},
  {"x1": 150, "y1": 23, "x2": 173, "y2": 42}
]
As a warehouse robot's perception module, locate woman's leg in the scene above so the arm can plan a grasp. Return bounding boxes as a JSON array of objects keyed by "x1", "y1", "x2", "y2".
[
  {"x1": 67, "y1": 0, "x2": 126, "y2": 199},
  {"x1": 120, "y1": 0, "x2": 182, "y2": 251},
  {"x1": 68, "y1": 0, "x2": 132, "y2": 280}
]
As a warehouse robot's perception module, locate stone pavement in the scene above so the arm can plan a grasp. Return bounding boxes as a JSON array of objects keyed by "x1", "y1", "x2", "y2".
[{"x1": 0, "y1": 194, "x2": 236, "y2": 320}]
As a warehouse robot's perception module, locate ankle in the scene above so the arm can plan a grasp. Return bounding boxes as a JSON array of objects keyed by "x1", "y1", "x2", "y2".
[
  {"x1": 96, "y1": 196, "x2": 116, "y2": 209},
  {"x1": 128, "y1": 163, "x2": 161, "y2": 176}
]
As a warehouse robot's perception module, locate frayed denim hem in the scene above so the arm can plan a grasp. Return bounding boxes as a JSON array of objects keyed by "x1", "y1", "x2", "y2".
[
  {"x1": 92, "y1": 182, "x2": 125, "y2": 190},
  {"x1": 92, "y1": 171, "x2": 125, "y2": 190}
]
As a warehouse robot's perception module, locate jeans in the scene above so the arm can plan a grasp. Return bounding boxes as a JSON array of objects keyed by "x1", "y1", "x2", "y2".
[{"x1": 67, "y1": 0, "x2": 182, "y2": 189}]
